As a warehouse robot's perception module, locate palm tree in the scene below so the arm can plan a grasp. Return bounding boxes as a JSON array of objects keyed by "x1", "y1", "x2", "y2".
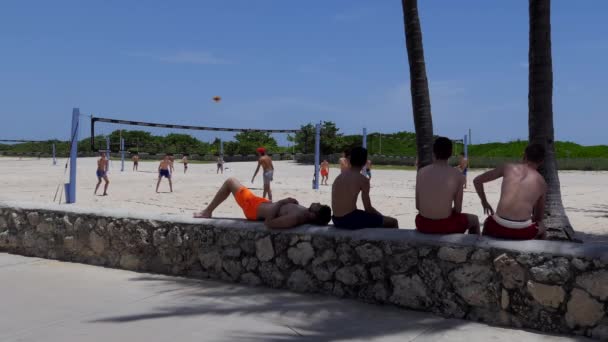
[
  {"x1": 528, "y1": 0, "x2": 575, "y2": 240},
  {"x1": 401, "y1": 0, "x2": 433, "y2": 168}
]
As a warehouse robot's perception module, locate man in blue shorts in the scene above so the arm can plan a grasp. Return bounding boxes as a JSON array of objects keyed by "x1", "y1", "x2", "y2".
[
  {"x1": 331, "y1": 147, "x2": 398, "y2": 229},
  {"x1": 156, "y1": 154, "x2": 173, "y2": 193},
  {"x1": 94, "y1": 152, "x2": 109, "y2": 196}
]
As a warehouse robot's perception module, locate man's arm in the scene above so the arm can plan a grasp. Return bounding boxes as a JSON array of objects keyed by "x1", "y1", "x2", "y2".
[
  {"x1": 533, "y1": 181, "x2": 547, "y2": 223},
  {"x1": 104, "y1": 160, "x2": 109, "y2": 172},
  {"x1": 473, "y1": 164, "x2": 505, "y2": 215},
  {"x1": 415, "y1": 172, "x2": 420, "y2": 210},
  {"x1": 251, "y1": 160, "x2": 261, "y2": 182},
  {"x1": 263, "y1": 198, "x2": 298, "y2": 223},
  {"x1": 453, "y1": 176, "x2": 465, "y2": 213},
  {"x1": 361, "y1": 178, "x2": 381, "y2": 215},
  {"x1": 265, "y1": 212, "x2": 306, "y2": 229}
]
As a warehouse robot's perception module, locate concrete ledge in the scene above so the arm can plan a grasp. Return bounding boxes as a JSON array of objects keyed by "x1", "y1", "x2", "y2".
[{"x1": 1, "y1": 200, "x2": 608, "y2": 340}]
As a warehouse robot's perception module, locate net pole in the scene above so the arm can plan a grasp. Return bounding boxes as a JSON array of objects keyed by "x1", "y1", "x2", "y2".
[
  {"x1": 313, "y1": 122, "x2": 321, "y2": 190},
  {"x1": 464, "y1": 134, "x2": 469, "y2": 159},
  {"x1": 52, "y1": 143, "x2": 57, "y2": 165},
  {"x1": 120, "y1": 137, "x2": 125, "y2": 172},
  {"x1": 362, "y1": 128, "x2": 367, "y2": 149},
  {"x1": 66, "y1": 108, "x2": 80, "y2": 204},
  {"x1": 106, "y1": 136, "x2": 110, "y2": 170}
]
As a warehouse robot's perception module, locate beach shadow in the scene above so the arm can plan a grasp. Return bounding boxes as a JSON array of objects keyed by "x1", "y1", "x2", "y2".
[{"x1": 87, "y1": 275, "x2": 589, "y2": 342}]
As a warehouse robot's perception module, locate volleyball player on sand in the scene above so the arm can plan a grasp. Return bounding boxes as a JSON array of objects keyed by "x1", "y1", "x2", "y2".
[
  {"x1": 251, "y1": 147, "x2": 274, "y2": 201},
  {"x1": 156, "y1": 154, "x2": 173, "y2": 193},
  {"x1": 94, "y1": 152, "x2": 110, "y2": 196}
]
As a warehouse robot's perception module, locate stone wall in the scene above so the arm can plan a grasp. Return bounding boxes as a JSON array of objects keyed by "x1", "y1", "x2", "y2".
[{"x1": 1, "y1": 201, "x2": 608, "y2": 340}]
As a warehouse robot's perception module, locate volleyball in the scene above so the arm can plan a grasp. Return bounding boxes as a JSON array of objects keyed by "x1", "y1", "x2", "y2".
[{"x1": 213, "y1": 96, "x2": 222, "y2": 103}]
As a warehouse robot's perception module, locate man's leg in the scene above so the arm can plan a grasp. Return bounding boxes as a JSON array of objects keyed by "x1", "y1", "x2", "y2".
[
  {"x1": 465, "y1": 214, "x2": 480, "y2": 235},
  {"x1": 103, "y1": 176, "x2": 109, "y2": 196},
  {"x1": 194, "y1": 177, "x2": 243, "y2": 218},
  {"x1": 168, "y1": 177, "x2": 173, "y2": 192},
  {"x1": 156, "y1": 176, "x2": 162, "y2": 193},
  {"x1": 94, "y1": 178, "x2": 102, "y2": 194}
]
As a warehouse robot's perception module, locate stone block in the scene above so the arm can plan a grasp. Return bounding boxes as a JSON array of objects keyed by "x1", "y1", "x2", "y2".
[
  {"x1": 494, "y1": 254, "x2": 526, "y2": 289},
  {"x1": 576, "y1": 271, "x2": 608, "y2": 300},
  {"x1": 530, "y1": 257, "x2": 570, "y2": 285},
  {"x1": 390, "y1": 274, "x2": 430, "y2": 309},
  {"x1": 287, "y1": 242, "x2": 314, "y2": 266},
  {"x1": 565, "y1": 288, "x2": 604, "y2": 328},
  {"x1": 355, "y1": 243, "x2": 383, "y2": 263},
  {"x1": 26, "y1": 212, "x2": 40, "y2": 226},
  {"x1": 255, "y1": 236, "x2": 274, "y2": 262},
  {"x1": 526, "y1": 281, "x2": 565, "y2": 309},
  {"x1": 438, "y1": 247, "x2": 469, "y2": 263}
]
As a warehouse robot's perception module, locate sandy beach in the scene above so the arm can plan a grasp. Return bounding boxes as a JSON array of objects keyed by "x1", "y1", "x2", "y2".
[{"x1": 1, "y1": 157, "x2": 606, "y2": 243}]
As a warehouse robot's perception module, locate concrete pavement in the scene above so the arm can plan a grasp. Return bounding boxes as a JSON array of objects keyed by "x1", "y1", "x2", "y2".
[{"x1": 0, "y1": 253, "x2": 591, "y2": 342}]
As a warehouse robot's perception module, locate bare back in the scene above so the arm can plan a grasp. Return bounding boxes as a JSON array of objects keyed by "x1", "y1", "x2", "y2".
[
  {"x1": 259, "y1": 155, "x2": 274, "y2": 171},
  {"x1": 132, "y1": 155, "x2": 139, "y2": 162},
  {"x1": 416, "y1": 163, "x2": 464, "y2": 219},
  {"x1": 159, "y1": 160, "x2": 171, "y2": 170},
  {"x1": 97, "y1": 158, "x2": 108, "y2": 171},
  {"x1": 496, "y1": 164, "x2": 547, "y2": 221},
  {"x1": 332, "y1": 170, "x2": 367, "y2": 217},
  {"x1": 257, "y1": 202, "x2": 308, "y2": 220}
]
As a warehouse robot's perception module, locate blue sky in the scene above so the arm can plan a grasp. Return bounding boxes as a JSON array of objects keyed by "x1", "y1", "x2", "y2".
[{"x1": 0, "y1": 0, "x2": 606, "y2": 146}]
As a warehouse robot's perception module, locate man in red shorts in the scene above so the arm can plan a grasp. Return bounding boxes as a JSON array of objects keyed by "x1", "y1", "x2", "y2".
[
  {"x1": 193, "y1": 177, "x2": 331, "y2": 229},
  {"x1": 473, "y1": 144, "x2": 547, "y2": 240},
  {"x1": 415, "y1": 137, "x2": 480, "y2": 234}
]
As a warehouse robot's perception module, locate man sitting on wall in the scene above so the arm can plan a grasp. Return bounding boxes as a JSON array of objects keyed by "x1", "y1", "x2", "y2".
[
  {"x1": 415, "y1": 137, "x2": 480, "y2": 234},
  {"x1": 473, "y1": 143, "x2": 548, "y2": 240},
  {"x1": 194, "y1": 177, "x2": 331, "y2": 229}
]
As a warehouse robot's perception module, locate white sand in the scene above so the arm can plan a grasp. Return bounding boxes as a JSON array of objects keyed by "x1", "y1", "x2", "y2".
[{"x1": 0, "y1": 157, "x2": 606, "y2": 242}]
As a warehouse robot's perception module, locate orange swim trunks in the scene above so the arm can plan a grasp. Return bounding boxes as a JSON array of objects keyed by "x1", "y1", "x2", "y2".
[
  {"x1": 321, "y1": 168, "x2": 329, "y2": 177},
  {"x1": 234, "y1": 186, "x2": 270, "y2": 220}
]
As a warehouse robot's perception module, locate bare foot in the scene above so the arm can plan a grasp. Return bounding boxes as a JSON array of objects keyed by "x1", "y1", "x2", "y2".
[
  {"x1": 102, "y1": 193, "x2": 108, "y2": 196},
  {"x1": 193, "y1": 209, "x2": 212, "y2": 218}
]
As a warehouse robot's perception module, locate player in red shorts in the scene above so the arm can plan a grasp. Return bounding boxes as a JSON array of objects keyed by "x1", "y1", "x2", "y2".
[
  {"x1": 415, "y1": 137, "x2": 480, "y2": 235},
  {"x1": 320, "y1": 160, "x2": 329, "y2": 185},
  {"x1": 473, "y1": 144, "x2": 547, "y2": 240}
]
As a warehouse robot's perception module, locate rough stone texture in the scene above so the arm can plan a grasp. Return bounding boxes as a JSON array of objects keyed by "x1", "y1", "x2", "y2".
[
  {"x1": 255, "y1": 236, "x2": 274, "y2": 262},
  {"x1": 530, "y1": 258, "x2": 571, "y2": 285},
  {"x1": 287, "y1": 242, "x2": 314, "y2": 266},
  {"x1": 526, "y1": 281, "x2": 565, "y2": 309},
  {"x1": 355, "y1": 243, "x2": 383, "y2": 263},
  {"x1": 501, "y1": 289, "x2": 510, "y2": 310},
  {"x1": 449, "y1": 265, "x2": 494, "y2": 307},
  {"x1": 390, "y1": 274, "x2": 430, "y2": 309},
  {"x1": 438, "y1": 247, "x2": 469, "y2": 263},
  {"x1": 565, "y1": 289, "x2": 605, "y2": 328},
  {"x1": 1, "y1": 204, "x2": 608, "y2": 339},
  {"x1": 494, "y1": 254, "x2": 527, "y2": 289},
  {"x1": 576, "y1": 271, "x2": 608, "y2": 301}
]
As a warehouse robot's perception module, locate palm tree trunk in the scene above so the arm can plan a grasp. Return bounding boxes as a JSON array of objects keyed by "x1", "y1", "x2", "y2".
[
  {"x1": 528, "y1": 0, "x2": 576, "y2": 241},
  {"x1": 401, "y1": 0, "x2": 434, "y2": 168}
]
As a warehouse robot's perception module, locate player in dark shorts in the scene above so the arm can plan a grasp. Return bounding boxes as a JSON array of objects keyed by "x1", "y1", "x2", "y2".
[
  {"x1": 94, "y1": 152, "x2": 110, "y2": 196},
  {"x1": 331, "y1": 147, "x2": 398, "y2": 229},
  {"x1": 156, "y1": 154, "x2": 173, "y2": 193}
]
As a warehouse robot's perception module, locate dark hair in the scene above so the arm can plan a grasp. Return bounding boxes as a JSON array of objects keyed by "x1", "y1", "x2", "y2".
[
  {"x1": 349, "y1": 147, "x2": 368, "y2": 167},
  {"x1": 433, "y1": 137, "x2": 453, "y2": 160},
  {"x1": 343, "y1": 149, "x2": 351, "y2": 157},
  {"x1": 459, "y1": 152, "x2": 465, "y2": 156},
  {"x1": 525, "y1": 143, "x2": 545, "y2": 163},
  {"x1": 312, "y1": 205, "x2": 332, "y2": 225}
]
